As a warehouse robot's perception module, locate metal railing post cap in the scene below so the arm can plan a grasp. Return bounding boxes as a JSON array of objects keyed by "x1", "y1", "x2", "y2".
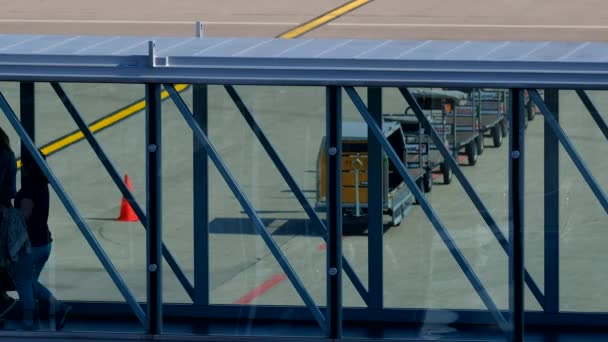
[{"x1": 196, "y1": 21, "x2": 205, "y2": 38}]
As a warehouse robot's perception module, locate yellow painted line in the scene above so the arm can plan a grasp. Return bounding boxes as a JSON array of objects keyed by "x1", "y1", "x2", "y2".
[
  {"x1": 16, "y1": 83, "x2": 189, "y2": 169},
  {"x1": 278, "y1": 0, "x2": 372, "y2": 39},
  {"x1": 17, "y1": 0, "x2": 369, "y2": 168}
]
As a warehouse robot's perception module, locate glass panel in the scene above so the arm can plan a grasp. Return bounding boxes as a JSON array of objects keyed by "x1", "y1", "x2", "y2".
[
  {"x1": 160, "y1": 85, "x2": 328, "y2": 337},
  {"x1": 0, "y1": 82, "x2": 148, "y2": 332},
  {"x1": 521, "y1": 89, "x2": 546, "y2": 313},
  {"x1": 158, "y1": 85, "x2": 195, "y2": 305},
  {"x1": 559, "y1": 90, "x2": 608, "y2": 312},
  {"x1": 377, "y1": 87, "x2": 510, "y2": 338}
]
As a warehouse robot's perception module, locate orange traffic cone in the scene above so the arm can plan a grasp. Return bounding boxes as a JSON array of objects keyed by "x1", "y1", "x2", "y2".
[{"x1": 116, "y1": 174, "x2": 138, "y2": 222}]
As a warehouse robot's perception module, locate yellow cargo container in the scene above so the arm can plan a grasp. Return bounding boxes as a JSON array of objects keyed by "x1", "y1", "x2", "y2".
[{"x1": 316, "y1": 122, "x2": 426, "y2": 230}]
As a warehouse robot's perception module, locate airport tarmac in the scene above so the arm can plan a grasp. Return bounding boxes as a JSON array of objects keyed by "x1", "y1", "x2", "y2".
[{"x1": 0, "y1": 0, "x2": 606, "y2": 331}]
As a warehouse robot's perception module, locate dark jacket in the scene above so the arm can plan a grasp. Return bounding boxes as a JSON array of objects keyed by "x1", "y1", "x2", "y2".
[
  {"x1": 0, "y1": 149, "x2": 16, "y2": 208},
  {"x1": 15, "y1": 184, "x2": 52, "y2": 247}
]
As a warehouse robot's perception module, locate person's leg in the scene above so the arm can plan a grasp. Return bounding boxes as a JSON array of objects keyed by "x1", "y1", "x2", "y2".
[
  {"x1": 31, "y1": 244, "x2": 54, "y2": 302},
  {"x1": 31, "y1": 243, "x2": 70, "y2": 330},
  {"x1": 11, "y1": 253, "x2": 35, "y2": 329},
  {"x1": 0, "y1": 267, "x2": 16, "y2": 318}
]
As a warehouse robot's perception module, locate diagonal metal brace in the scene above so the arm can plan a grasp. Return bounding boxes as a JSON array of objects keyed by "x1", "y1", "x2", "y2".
[
  {"x1": 49, "y1": 82, "x2": 195, "y2": 301},
  {"x1": 0, "y1": 91, "x2": 148, "y2": 328},
  {"x1": 224, "y1": 85, "x2": 369, "y2": 306},
  {"x1": 399, "y1": 87, "x2": 545, "y2": 309},
  {"x1": 163, "y1": 84, "x2": 327, "y2": 332},
  {"x1": 530, "y1": 89, "x2": 608, "y2": 216},
  {"x1": 345, "y1": 86, "x2": 509, "y2": 333},
  {"x1": 576, "y1": 90, "x2": 608, "y2": 143}
]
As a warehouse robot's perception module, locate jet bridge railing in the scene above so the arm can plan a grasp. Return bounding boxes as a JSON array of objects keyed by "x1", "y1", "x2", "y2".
[{"x1": 0, "y1": 71, "x2": 606, "y2": 342}]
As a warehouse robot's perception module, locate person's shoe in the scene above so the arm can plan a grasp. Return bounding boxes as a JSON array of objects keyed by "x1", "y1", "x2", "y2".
[
  {"x1": 55, "y1": 304, "x2": 71, "y2": 331},
  {"x1": 0, "y1": 296, "x2": 16, "y2": 318}
]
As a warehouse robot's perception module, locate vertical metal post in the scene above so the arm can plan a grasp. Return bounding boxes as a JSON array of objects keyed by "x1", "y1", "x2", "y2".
[
  {"x1": 20, "y1": 82, "x2": 35, "y2": 175},
  {"x1": 146, "y1": 84, "x2": 162, "y2": 334},
  {"x1": 193, "y1": 84, "x2": 209, "y2": 305},
  {"x1": 326, "y1": 86, "x2": 342, "y2": 339},
  {"x1": 195, "y1": 21, "x2": 205, "y2": 38},
  {"x1": 367, "y1": 87, "x2": 383, "y2": 310},
  {"x1": 544, "y1": 89, "x2": 559, "y2": 314},
  {"x1": 509, "y1": 89, "x2": 525, "y2": 342}
]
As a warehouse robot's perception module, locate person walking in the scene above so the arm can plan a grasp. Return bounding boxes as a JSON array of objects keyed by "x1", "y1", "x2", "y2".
[{"x1": 15, "y1": 151, "x2": 71, "y2": 330}]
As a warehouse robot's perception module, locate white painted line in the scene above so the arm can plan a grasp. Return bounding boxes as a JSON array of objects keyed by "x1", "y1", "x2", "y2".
[
  {"x1": 329, "y1": 22, "x2": 608, "y2": 29},
  {"x1": 1, "y1": 19, "x2": 608, "y2": 30},
  {"x1": 0, "y1": 19, "x2": 298, "y2": 25}
]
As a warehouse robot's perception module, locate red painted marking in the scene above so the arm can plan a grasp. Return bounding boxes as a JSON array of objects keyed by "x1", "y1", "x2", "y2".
[
  {"x1": 233, "y1": 274, "x2": 287, "y2": 304},
  {"x1": 457, "y1": 155, "x2": 467, "y2": 164},
  {"x1": 432, "y1": 173, "x2": 441, "y2": 181},
  {"x1": 235, "y1": 234, "x2": 347, "y2": 304},
  {"x1": 317, "y1": 236, "x2": 347, "y2": 251}
]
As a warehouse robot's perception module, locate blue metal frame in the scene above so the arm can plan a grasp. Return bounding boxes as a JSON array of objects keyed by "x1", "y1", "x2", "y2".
[
  {"x1": 529, "y1": 90, "x2": 608, "y2": 215},
  {"x1": 0, "y1": 91, "x2": 148, "y2": 328},
  {"x1": 367, "y1": 87, "x2": 383, "y2": 310},
  {"x1": 509, "y1": 89, "x2": 525, "y2": 342},
  {"x1": 49, "y1": 82, "x2": 195, "y2": 302},
  {"x1": 326, "y1": 86, "x2": 343, "y2": 339},
  {"x1": 51, "y1": 301, "x2": 608, "y2": 327},
  {"x1": 399, "y1": 87, "x2": 545, "y2": 309},
  {"x1": 163, "y1": 83, "x2": 327, "y2": 333},
  {"x1": 344, "y1": 86, "x2": 510, "y2": 333},
  {"x1": 146, "y1": 83, "x2": 163, "y2": 334},
  {"x1": 544, "y1": 89, "x2": 560, "y2": 315},
  {"x1": 19, "y1": 82, "x2": 35, "y2": 176},
  {"x1": 576, "y1": 90, "x2": 608, "y2": 142},
  {"x1": 193, "y1": 84, "x2": 210, "y2": 306},
  {"x1": 223, "y1": 85, "x2": 369, "y2": 305}
]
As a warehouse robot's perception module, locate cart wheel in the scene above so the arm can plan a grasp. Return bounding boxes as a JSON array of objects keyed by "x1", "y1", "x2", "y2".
[
  {"x1": 501, "y1": 119, "x2": 508, "y2": 138},
  {"x1": 343, "y1": 215, "x2": 367, "y2": 235},
  {"x1": 476, "y1": 135, "x2": 484, "y2": 155},
  {"x1": 423, "y1": 170, "x2": 433, "y2": 193},
  {"x1": 492, "y1": 125, "x2": 503, "y2": 147},
  {"x1": 466, "y1": 141, "x2": 478, "y2": 166},
  {"x1": 413, "y1": 178, "x2": 424, "y2": 204},
  {"x1": 527, "y1": 100, "x2": 535, "y2": 121},
  {"x1": 440, "y1": 162, "x2": 452, "y2": 185}
]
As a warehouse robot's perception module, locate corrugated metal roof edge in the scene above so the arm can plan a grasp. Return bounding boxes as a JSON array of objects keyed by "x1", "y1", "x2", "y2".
[{"x1": 0, "y1": 35, "x2": 607, "y2": 88}]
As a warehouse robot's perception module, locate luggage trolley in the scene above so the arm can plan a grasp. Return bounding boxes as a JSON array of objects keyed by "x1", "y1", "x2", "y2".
[
  {"x1": 315, "y1": 121, "x2": 422, "y2": 231},
  {"x1": 473, "y1": 89, "x2": 508, "y2": 148},
  {"x1": 445, "y1": 96, "x2": 482, "y2": 166},
  {"x1": 385, "y1": 88, "x2": 465, "y2": 185}
]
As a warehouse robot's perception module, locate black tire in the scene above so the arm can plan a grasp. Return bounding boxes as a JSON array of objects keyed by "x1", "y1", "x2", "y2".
[
  {"x1": 476, "y1": 135, "x2": 484, "y2": 155},
  {"x1": 440, "y1": 162, "x2": 452, "y2": 185},
  {"x1": 423, "y1": 170, "x2": 433, "y2": 193},
  {"x1": 527, "y1": 100, "x2": 535, "y2": 121},
  {"x1": 342, "y1": 214, "x2": 367, "y2": 235},
  {"x1": 501, "y1": 119, "x2": 508, "y2": 138},
  {"x1": 492, "y1": 125, "x2": 503, "y2": 147},
  {"x1": 413, "y1": 178, "x2": 424, "y2": 205},
  {"x1": 466, "y1": 141, "x2": 478, "y2": 166}
]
